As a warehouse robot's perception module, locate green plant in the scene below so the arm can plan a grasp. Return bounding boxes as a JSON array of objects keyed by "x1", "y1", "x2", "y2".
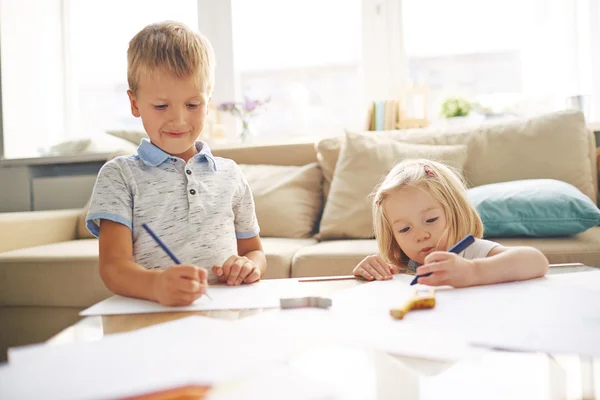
[{"x1": 440, "y1": 97, "x2": 472, "y2": 118}]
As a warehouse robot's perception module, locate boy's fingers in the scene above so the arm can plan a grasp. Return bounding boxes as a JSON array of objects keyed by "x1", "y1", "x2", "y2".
[
  {"x1": 222, "y1": 263, "x2": 232, "y2": 280},
  {"x1": 389, "y1": 264, "x2": 399, "y2": 274},
  {"x1": 235, "y1": 262, "x2": 252, "y2": 285},
  {"x1": 178, "y1": 278, "x2": 200, "y2": 294},
  {"x1": 244, "y1": 268, "x2": 261, "y2": 283},
  {"x1": 223, "y1": 255, "x2": 237, "y2": 270},
  {"x1": 176, "y1": 292, "x2": 197, "y2": 306},
  {"x1": 176, "y1": 265, "x2": 200, "y2": 280},
  {"x1": 198, "y1": 267, "x2": 209, "y2": 283},
  {"x1": 212, "y1": 265, "x2": 223, "y2": 277},
  {"x1": 227, "y1": 258, "x2": 245, "y2": 285}
]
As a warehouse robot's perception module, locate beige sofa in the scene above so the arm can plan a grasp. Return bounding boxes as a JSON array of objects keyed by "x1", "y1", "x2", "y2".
[{"x1": 1, "y1": 109, "x2": 599, "y2": 360}]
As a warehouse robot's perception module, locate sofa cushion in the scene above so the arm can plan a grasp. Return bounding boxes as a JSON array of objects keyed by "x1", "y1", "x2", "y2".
[
  {"x1": 315, "y1": 137, "x2": 341, "y2": 201},
  {"x1": 0, "y1": 237, "x2": 316, "y2": 307},
  {"x1": 77, "y1": 198, "x2": 95, "y2": 239},
  {"x1": 0, "y1": 239, "x2": 110, "y2": 308},
  {"x1": 239, "y1": 163, "x2": 323, "y2": 238},
  {"x1": 492, "y1": 227, "x2": 600, "y2": 267},
  {"x1": 469, "y1": 179, "x2": 600, "y2": 237},
  {"x1": 316, "y1": 110, "x2": 597, "y2": 203},
  {"x1": 260, "y1": 237, "x2": 318, "y2": 279},
  {"x1": 291, "y1": 240, "x2": 379, "y2": 277},
  {"x1": 213, "y1": 142, "x2": 318, "y2": 166},
  {"x1": 319, "y1": 131, "x2": 468, "y2": 239}
]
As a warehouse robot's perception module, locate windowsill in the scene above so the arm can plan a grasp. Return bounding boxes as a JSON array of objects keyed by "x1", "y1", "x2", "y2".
[
  {"x1": 2, "y1": 120, "x2": 596, "y2": 168},
  {"x1": 588, "y1": 122, "x2": 600, "y2": 133},
  {"x1": 0, "y1": 152, "x2": 114, "y2": 167}
]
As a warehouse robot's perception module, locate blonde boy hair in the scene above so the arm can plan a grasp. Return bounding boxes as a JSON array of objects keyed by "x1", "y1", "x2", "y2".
[
  {"x1": 372, "y1": 159, "x2": 484, "y2": 267},
  {"x1": 127, "y1": 21, "x2": 215, "y2": 94}
]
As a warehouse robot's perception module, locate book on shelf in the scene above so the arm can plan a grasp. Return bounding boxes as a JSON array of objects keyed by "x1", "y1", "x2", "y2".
[{"x1": 366, "y1": 100, "x2": 399, "y2": 131}]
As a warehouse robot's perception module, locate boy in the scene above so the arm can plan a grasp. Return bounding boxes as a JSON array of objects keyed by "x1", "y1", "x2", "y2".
[{"x1": 86, "y1": 21, "x2": 266, "y2": 306}]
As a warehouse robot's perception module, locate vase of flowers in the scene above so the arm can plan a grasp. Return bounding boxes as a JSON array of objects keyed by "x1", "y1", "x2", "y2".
[{"x1": 218, "y1": 96, "x2": 270, "y2": 143}]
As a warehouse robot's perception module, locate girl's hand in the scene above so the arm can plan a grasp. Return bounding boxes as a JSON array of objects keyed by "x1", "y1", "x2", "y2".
[
  {"x1": 353, "y1": 254, "x2": 399, "y2": 281},
  {"x1": 416, "y1": 252, "x2": 477, "y2": 288},
  {"x1": 153, "y1": 265, "x2": 208, "y2": 306},
  {"x1": 212, "y1": 255, "x2": 261, "y2": 286}
]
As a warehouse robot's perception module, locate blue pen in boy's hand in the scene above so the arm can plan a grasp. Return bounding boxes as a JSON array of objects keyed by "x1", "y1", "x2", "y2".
[
  {"x1": 410, "y1": 234, "x2": 475, "y2": 286},
  {"x1": 142, "y1": 223, "x2": 212, "y2": 300},
  {"x1": 142, "y1": 223, "x2": 181, "y2": 264}
]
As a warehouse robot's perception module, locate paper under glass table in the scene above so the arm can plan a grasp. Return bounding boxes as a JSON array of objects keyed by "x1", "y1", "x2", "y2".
[{"x1": 42, "y1": 265, "x2": 600, "y2": 399}]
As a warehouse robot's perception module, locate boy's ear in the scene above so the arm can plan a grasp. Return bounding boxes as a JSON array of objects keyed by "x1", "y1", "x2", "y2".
[{"x1": 127, "y1": 90, "x2": 141, "y2": 118}]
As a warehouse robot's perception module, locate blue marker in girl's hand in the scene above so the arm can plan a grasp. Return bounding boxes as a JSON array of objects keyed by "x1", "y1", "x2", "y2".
[{"x1": 410, "y1": 234, "x2": 475, "y2": 285}]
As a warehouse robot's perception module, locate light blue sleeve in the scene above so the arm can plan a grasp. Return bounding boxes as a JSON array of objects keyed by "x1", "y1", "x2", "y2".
[
  {"x1": 232, "y1": 163, "x2": 260, "y2": 239},
  {"x1": 85, "y1": 159, "x2": 134, "y2": 237}
]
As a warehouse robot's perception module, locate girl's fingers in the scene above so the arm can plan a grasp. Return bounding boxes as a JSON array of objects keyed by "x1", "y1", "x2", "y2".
[
  {"x1": 374, "y1": 258, "x2": 393, "y2": 278},
  {"x1": 363, "y1": 263, "x2": 385, "y2": 280},
  {"x1": 424, "y1": 251, "x2": 451, "y2": 264},
  {"x1": 358, "y1": 267, "x2": 374, "y2": 281},
  {"x1": 418, "y1": 257, "x2": 454, "y2": 275},
  {"x1": 417, "y1": 271, "x2": 448, "y2": 286}
]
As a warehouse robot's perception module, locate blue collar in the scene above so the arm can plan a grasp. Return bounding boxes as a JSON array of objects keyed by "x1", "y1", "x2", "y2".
[{"x1": 137, "y1": 138, "x2": 217, "y2": 170}]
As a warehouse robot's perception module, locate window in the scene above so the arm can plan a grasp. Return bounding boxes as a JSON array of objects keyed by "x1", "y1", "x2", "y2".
[
  {"x1": 402, "y1": 0, "x2": 600, "y2": 122},
  {"x1": 66, "y1": 0, "x2": 198, "y2": 143},
  {"x1": 231, "y1": 0, "x2": 364, "y2": 139},
  {"x1": 0, "y1": 0, "x2": 198, "y2": 159},
  {"x1": 3, "y1": 0, "x2": 598, "y2": 160}
]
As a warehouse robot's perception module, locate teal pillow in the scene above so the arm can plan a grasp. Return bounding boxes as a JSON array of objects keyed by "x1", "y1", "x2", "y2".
[{"x1": 468, "y1": 179, "x2": 600, "y2": 237}]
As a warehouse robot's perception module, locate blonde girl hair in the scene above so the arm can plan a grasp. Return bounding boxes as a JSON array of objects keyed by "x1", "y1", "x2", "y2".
[
  {"x1": 127, "y1": 21, "x2": 215, "y2": 94},
  {"x1": 372, "y1": 158, "x2": 483, "y2": 267}
]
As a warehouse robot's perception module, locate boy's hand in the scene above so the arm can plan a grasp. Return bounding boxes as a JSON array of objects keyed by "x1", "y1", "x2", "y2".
[
  {"x1": 352, "y1": 254, "x2": 398, "y2": 281},
  {"x1": 153, "y1": 264, "x2": 208, "y2": 306},
  {"x1": 212, "y1": 255, "x2": 261, "y2": 286},
  {"x1": 416, "y1": 252, "x2": 477, "y2": 288}
]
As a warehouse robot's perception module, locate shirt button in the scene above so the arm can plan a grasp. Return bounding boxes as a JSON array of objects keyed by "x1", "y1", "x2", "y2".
[
  {"x1": 189, "y1": 189, "x2": 196, "y2": 195},
  {"x1": 171, "y1": 158, "x2": 176, "y2": 162},
  {"x1": 186, "y1": 169, "x2": 192, "y2": 175}
]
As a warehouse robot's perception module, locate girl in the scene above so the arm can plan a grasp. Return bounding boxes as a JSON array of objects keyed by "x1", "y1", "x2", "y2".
[{"x1": 352, "y1": 159, "x2": 548, "y2": 287}]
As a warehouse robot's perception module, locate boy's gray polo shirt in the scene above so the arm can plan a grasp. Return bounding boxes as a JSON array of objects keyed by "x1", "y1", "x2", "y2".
[{"x1": 86, "y1": 139, "x2": 260, "y2": 273}]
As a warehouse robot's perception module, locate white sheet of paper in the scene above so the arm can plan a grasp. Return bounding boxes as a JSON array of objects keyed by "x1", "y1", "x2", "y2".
[
  {"x1": 535, "y1": 270, "x2": 600, "y2": 291},
  {"x1": 205, "y1": 365, "x2": 336, "y2": 400},
  {"x1": 469, "y1": 284, "x2": 600, "y2": 357},
  {"x1": 236, "y1": 306, "x2": 484, "y2": 362},
  {"x1": 80, "y1": 278, "x2": 300, "y2": 316},
  {"x1": 332, "y1": 272, "x2": 600, "y2": 357},
  {"x1": 331, "y1": 274, "x2": 537, "y2": 338},
  {"x1": 1, "y1": 317, "x2": 250, "y2": 399},
  {"x1": 3, "y1": 315, "x2": 315, "y2": 399}
]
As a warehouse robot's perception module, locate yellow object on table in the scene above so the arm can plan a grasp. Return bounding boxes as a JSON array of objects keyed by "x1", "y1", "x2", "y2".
[{"x1": 390, "y1": 288, "x2": 436, "y2": 320}]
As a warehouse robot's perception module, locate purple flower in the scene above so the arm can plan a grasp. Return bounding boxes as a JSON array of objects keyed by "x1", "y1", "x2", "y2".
[{"x1": 218, "y1": 96, "x2": 270, "y2": 120}]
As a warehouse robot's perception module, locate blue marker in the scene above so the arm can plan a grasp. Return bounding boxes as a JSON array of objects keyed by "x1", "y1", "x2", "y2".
[{"x1": 410, "y1": 234, "x2": 475, "y2": 286}]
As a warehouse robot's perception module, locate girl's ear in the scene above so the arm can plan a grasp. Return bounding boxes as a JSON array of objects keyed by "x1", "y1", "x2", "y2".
[{"x1": 127, "y1": 90, "x2": 141, "y2": 118}]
